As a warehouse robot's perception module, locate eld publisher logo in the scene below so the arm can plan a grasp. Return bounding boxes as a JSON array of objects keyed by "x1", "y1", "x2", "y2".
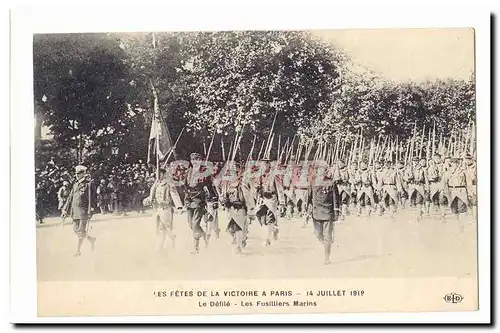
[{"x1": 443, "y1": 293, "x2": 464, "y2": 304}]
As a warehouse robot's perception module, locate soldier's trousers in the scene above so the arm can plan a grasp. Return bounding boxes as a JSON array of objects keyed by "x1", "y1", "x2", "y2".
[
  {"x1": 72, "y1": 219, "x2": 89, "y2": 240},
  {"x1": 187, "y1": 207, "x2": 206, "y2": 240},
  {"x1": 313, "y1": 219, "x2": 335, "y2": 244},
  {"x1": 256, "y1": 206, "x2": 277, "y2": 226}
]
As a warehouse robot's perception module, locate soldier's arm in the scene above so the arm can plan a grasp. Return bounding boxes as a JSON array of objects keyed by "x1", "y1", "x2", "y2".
[
  {"x1": 241, "y1": 185, "x2": 255, "y2": 211},
  {"x1": 169, "y1": 186, "x2": 183, "y2": 209},
  {"x1": 61, "y1": 187, "x2": 74, "y2": 217},
  {"x1": 275, "y1": 177, "x2": 286, "y2": 205},
  {"x1": 57, "y1": 187, "x2": 64, "y2": 201}
]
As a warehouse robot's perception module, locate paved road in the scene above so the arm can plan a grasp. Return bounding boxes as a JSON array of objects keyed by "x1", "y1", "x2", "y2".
[{"x1": 36, "y1": 209, "x2": 477, "y2": 281}]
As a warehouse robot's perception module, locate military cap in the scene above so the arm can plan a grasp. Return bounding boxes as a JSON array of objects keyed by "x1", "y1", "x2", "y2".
[
  {"x1": 412, "y1": 156, "x2": 419, "y2": 161},
  {"x1": 75, "y1": 165, "x2": 87, "y2": 173},
  {"x1": 450, "y1": 157, "x2": 461, "y2": 163},
  {"x1": 465, "y1": 154, "x2": 473, "y2": 159},
  {"x1": 433, "y1": 153, "x2": 441, "y2": 158},
  {"x1": 190, "y1": 152, "x2": 203, "y2": 160},
  {"x1": 158, "y1": 167, "x2": 167, "y2": 173},
  {"x1": 63, "y1": 180, "x2": 69, "y2": 186},
  {"x1": 261, "y1": 157, "x2": 272, "y2": 162}
]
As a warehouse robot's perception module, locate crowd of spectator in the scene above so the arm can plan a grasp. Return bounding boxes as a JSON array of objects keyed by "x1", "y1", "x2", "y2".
[{"x1": 35, "y1": 157, "x2": 157, "y2": 223}]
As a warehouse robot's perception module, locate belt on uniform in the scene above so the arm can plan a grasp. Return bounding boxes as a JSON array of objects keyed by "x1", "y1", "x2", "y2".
[
  {"x1": 383, "y1": 183, "x2": 396, "y2": 186},
  {"x1": 449, "y1": 186, "x2": 466, "y2": 188}
]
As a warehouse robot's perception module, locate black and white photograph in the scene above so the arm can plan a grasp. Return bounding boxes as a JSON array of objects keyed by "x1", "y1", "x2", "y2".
[{"x1": 8, "y1": 5, "x2": 491, "y2": 323}]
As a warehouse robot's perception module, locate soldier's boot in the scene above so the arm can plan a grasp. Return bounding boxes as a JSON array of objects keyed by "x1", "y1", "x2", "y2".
[
  {"x1": 74, "y1": 238, "x2": 84, "y2": 257},
  {"x1": 157, "y1": 231, "x2": 166, "y2": 252},
  {"x1": 391, "y1": 203, "x2": 397, "y2": 217},
  {"x1": 273, "y1": 224, "x2": 279, "y2": 241},
  {"x1": 366, "y1": 206, "x2": 372, "y2": 219},
  {"x1": 191, "y1": 239, "x2": 200, "y2": 255},
  {"x1": 324, "y1": 242, "x2": 332, "y2": 265},
  {"x1": 356, "y1": 204, "x2": 362, "y2": 217},
  {"x1": 440, "y1": 206, "x2": 446, "y2": 223},
  {"x1": 416, "y1": 204, "x2": 423, "y2": 221},
  {"x1": 265, "y1": 224, "x2": 274, "y2": 246},
  {"x1": 242, "y1": 234, "x2": 247, "y2": 248},
  {"x1": 341, "y1": 204, "x2": 348, "y2": 220},
  {"x1": 87, "y1": 235, "x2": 96, "y2": 251},
  {"x1": 235, "y1": 231, "x2": 244, "y2": 254},
  {"x1": 155, "y1": 220, "x2": 160, "y2": 236},
  {"x1": 378, "y1": 204, "x2": 384, "y2": 216},
  {"x1": 425, "y1": 202, "x2": 431, "y2": 216},
  {"x1": 204, "y1": 234, "x2": 211, "y2": 248},
  {"x1": 286, "y1": 205, "x2": 293, "y2": 220}
]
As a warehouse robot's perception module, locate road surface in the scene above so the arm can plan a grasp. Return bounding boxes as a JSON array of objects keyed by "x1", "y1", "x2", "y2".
[{"x1": 36, "y1": 209, "x2": 477, "y2": 281}]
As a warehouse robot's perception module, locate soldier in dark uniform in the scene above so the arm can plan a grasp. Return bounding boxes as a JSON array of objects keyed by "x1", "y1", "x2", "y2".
[
  {"x1": 464, "y1": 154, "x2": 477, "y2": 221},
  {"x1": 442, "y1": 157, "x2": 470, "y2": 227},
  {"x1": 61, "y1": 165, "x2": 96, "y2": 257},
  {"x1": 307, "y1": 160, "x2": 341, "y2": 265},
  {"x1": 426, "y1": 153, "x2": 445, "y2": 216},
  {"x1": 378, "y1": 159, "x2": 402, "y2": 216},
  {"x1": 333, "y1": 159, "x2": 351, "y2": 220},
  {"x1": 255, "y1": 157, "x2": 285, "y2": 247},
  {"x1": 185, "y1": 152, "x2": 218, "y2": 254},
  {"x1": 353, "y1": 160, "x2": 376, "y2": 217},
  {"x1": 221, "y1": 161, "x2": 255, "y2": 253}
]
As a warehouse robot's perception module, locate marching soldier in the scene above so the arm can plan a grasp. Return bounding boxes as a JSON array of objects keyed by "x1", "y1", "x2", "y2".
[
  {"x1": 372, "y1": 160, "x2": 385, "y2": 215},
  {"x1": 333, "y1": 159, "x2": 351, "y2": 220},
  {"x1": 96, "y1": 179, "x2": 109, "y2": 214},
  {"x1": 395, "y1": 161, "x2": 408, "y2": 209},
  {"x1": 409, "y1": 157, "x2": 429, "y2": 221},
  {"x1": 185, "y1": 152, "x2": 219, "y2": 254},
  {"x1": 378, "y1": 159, "x2": 402, "y2": 216},
  {"x1": 426, "y1": 153, "x2": 445, "y2": 216},
  {"x1": 354, "y1": 160, "x2": 376, "y2": 218},
  {"x1": 221, "y1": 161, "x2": 255, "y2": 253},
  {"x1": 57, "y1": 180, "x2": 70, "y2": 213},
  {"x1": 442, "y1": 157, "x2": 470, "y2": 227},
  {"x1": 61, "y1": 165, "x2": 96, "y2": 257},
  {"x1": 464, "y1": 154, "x2": 477, "y2": 221},
  {"x1": 255, "y1": 157, "x2": 285, "y2": 247},
  {"x1": 204, "y1": 183, "x2": 221, "y2": 240},
  {"x1": 143, "y1": 167, "x2": 183, "y2": 252},
  {"x1": 307, "y1": 160, "x2": 341, "y2": 265}
]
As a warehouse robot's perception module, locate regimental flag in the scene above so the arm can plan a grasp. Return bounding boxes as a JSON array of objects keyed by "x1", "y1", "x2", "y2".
[{"x1": 147, "y1": 89, "x2": 173, "y2": 166}]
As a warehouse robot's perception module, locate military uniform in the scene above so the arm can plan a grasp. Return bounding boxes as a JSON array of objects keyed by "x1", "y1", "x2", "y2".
[
  {"x1": 443, "y1": 160, "x2": 470, "y2": 216},
  {"x1": 221, "y1": 170, "x2": 255, "y2": 253},
  {"x1": 185, "y1": 154, "x2": 218, "y2": 253},
  {"x1": 333, "y1": 161, "x2": 351, "y2": 219},
  {"x1": 57, "y1": 182, "x2": 70, "y2": 212},
  {"x1": 372, "y1": 162, "x2": 384, "y2": 214},
  {"x1": 307, "y1": 166, "x2": 340, "y2": 265},
  {"x1": 353, "y1": 163, "x2": 375, "y2": 216},
  {"x1": 148, "y1": 177, "x2": 183, "y2": 234},
  {"x1": 255, "y1": 160, "x2": 285, "y2": 246},
  {"x1": 378, "y1": 161, "x2": 401, "y2": 213},
  {"x1": 61, "y1": 165, "x2": 96, "y2": 256}
]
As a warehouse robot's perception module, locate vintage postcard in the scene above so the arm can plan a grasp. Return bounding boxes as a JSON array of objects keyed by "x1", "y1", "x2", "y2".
[{"x1": 9, "y1": 5, "x2": 491, "y2": 324}]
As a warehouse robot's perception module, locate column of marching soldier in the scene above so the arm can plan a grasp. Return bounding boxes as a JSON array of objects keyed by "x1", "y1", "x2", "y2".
[{"x1": 60, "y1": 150, "x2": 477, "y2": 266}]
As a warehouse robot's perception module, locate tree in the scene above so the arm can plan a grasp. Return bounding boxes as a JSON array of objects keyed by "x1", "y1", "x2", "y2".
[{"x1": 33, "y1": 33, "x2": 132, "y2": 162}]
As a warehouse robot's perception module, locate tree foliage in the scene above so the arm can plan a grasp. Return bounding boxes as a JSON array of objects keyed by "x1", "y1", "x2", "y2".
[{"x1": 33, "y1": 32, "x2": 475, "y2": 163}]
